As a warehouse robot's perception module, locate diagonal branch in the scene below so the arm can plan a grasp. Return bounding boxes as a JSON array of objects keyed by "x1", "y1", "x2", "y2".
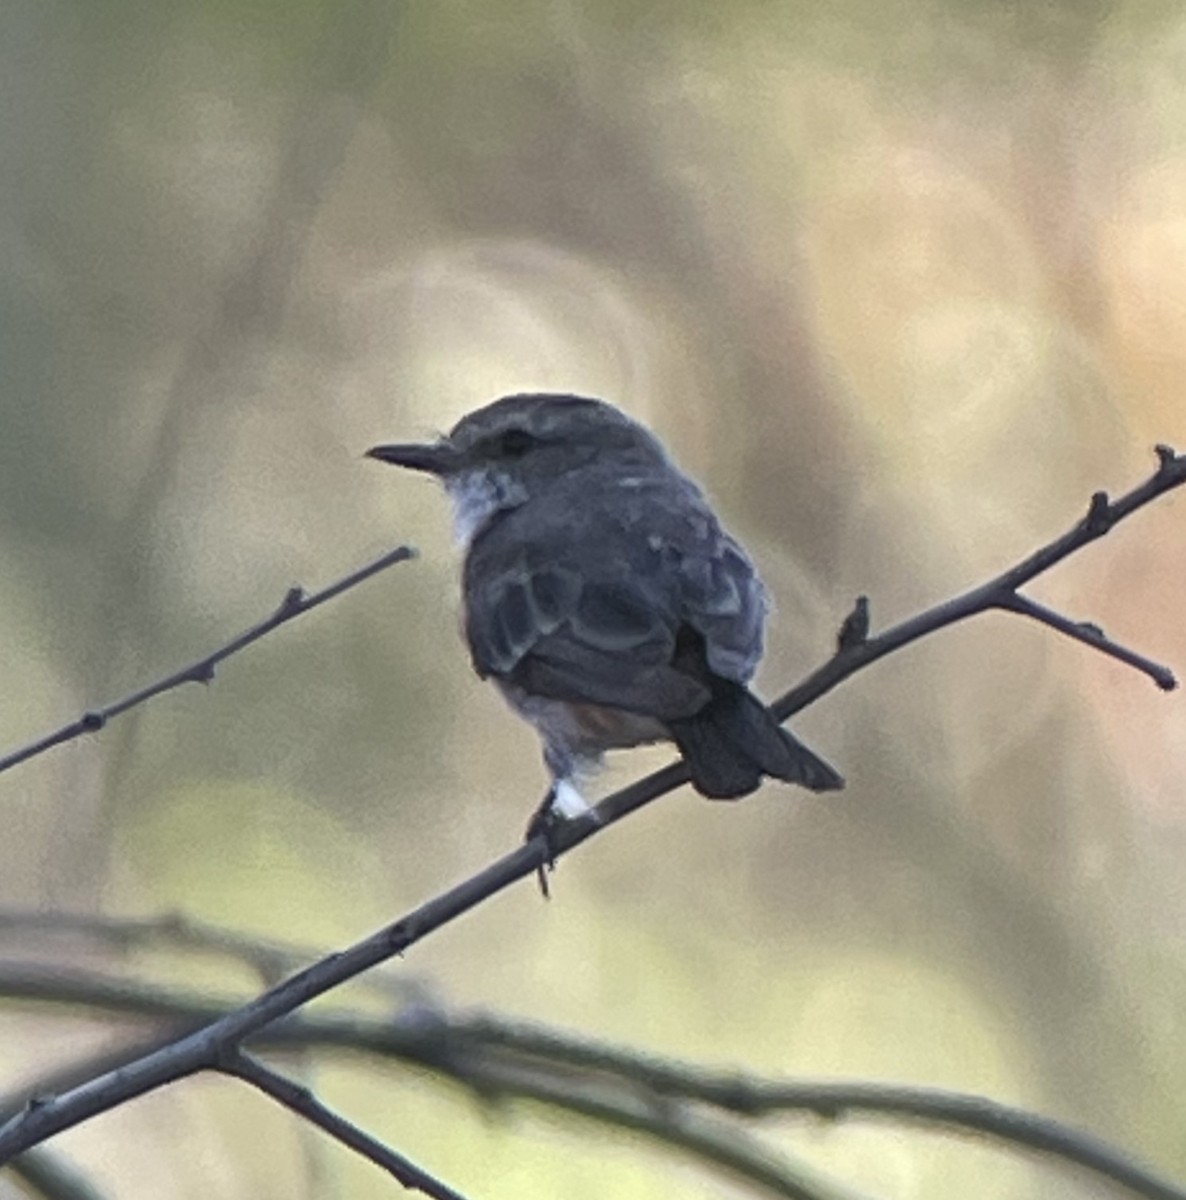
[
  {"x1": 0, "y1": 448, "x2": 1182, "y2": 1169},
  {"x1": 219, "y1": 1049, "x2": 470, "y2": 1200},
  {"x1": 0, "y1": 1008, "x2": 873, "y2": 1200},
  {"x1": 771, "y1": 445, "x2": 1185, "y2": 726},
  {"x1": 0, "y1": 545, "x2": 415, "y2": 777},
  {"x1": 1, "y1": 961, "x2": 1181, "y2": 1200},
  {"x1": 994, "y1": 591, "x2": 1175, "y2": 685}
]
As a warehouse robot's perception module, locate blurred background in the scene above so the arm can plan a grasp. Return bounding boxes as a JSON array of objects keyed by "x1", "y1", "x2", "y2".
[{"x1": 2, "y1": 0, "x2": 1185, "y2": 1196}]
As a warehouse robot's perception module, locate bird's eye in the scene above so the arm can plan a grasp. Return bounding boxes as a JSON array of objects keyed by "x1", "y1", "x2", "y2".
[{"x1": 496, "y1": 428, "x2": 537, "y2": 458}]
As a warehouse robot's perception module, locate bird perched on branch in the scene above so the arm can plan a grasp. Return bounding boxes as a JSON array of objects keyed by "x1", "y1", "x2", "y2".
[{"x1": 368, "y1": 394, "x2": 842, "y2": 867}]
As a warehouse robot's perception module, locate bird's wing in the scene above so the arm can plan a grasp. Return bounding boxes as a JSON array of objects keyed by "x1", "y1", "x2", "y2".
[
  {"x1": 672, "y1": 534, "x2": 769, "y2": 683},
  {"x1": 461, "y1": 464, "x2": 771, "y2": 717},
  {"x1": 465, "y1": 562, "x2": 712, "y2": 720}
]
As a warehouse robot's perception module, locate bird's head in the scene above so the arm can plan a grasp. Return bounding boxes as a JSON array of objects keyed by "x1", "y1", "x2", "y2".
[{"x1": 368, "y1": 393, "x2": 668, "y2": 543}]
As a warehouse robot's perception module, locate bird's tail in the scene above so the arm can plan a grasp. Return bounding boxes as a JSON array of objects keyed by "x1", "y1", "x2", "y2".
[{"x1": 667, "y1": 682, "x2": 844, "y2": 799}]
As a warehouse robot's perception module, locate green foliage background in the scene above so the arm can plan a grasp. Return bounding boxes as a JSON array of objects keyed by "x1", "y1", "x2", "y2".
[{"x1": 2, "y1": 0, "x2": 1186, "y2": 1196}]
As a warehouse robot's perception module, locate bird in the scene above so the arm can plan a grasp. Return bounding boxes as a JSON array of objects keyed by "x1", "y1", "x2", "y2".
[{"x1": 368, "y1": 394, "x2": 843, "y2": 867}]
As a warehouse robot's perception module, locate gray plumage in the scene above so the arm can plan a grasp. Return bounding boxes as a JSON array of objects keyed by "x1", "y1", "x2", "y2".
[{"x1": 369, "y1": 393, "x2": 843, "y2": 811}]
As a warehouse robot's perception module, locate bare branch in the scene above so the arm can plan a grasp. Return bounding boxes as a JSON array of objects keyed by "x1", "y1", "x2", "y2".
[
  {"x1": 771, "y1": 444, "x2": 1185, "y2": 727},
  {"x1": 0, "y1": 841, "x2": 554, "y2": 1162},
  {"x1": 995, "y1": 592, "x2": 1176, "y2": 688},
  {"x1": 0, "y1": 966, "x2": 873, "y2": 1200},
  {"x1": 441, "y1": 1061, "x2": 878, "y2": 1200},
  {"x1": 2, "y1": 961, "x2": 1180, "y2": 1200},
  {"x1": 219, "y1": 1049, "x2": 471, "y2": 1200},
  {"x1": 0, "y1": 909, "x2": 309, "y2": 988},
  {"x1": 447, "y1": 1018, "x2": 1186, "y2": 1200},
  {"x1": 1, "y1": 450, "x2": 1182, "y2": 1176},
  {"x1": 0, "y1": 545, "x2": 415, "y2": 777},
  {"x1": 0, "y1": 907, "x2": 429, "y2": 1001},
  {"x1": 706, "y1": 1080, "x2": 1186, "y2": 1200},
  {"x1": 0, "y1": 967, "x2": 867, "y2": 1200}
]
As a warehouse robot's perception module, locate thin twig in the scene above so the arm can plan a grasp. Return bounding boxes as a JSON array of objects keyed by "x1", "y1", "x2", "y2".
[
  {"x1": 0, "y1": 908, "x2": 430, "y2": 1001},
  {"x1": 0, "y1": 909, "x2": 310, "y2": 987},
  {"x1": 0, "y1": 966, "x2": 871, "y2": 1200},
  {"x1": 449, "y1": 1018, "x2": 1186, "y2": 1200},
  {"x1": 2, "y1": 962, "x2": 1183, "y2": 1200},
  {"x1": 442, "y1": 1059, "x2": 877, "y2": 1200},
  {"x1": 0, "y1": 841, "x2": 554, "y2": 1161},
  {"x1": 772, "y1": 446, "x2": 1185, "y2": 726},
  {"x1": 220, "y1": 1049, "x2": 471, "y2": 1200},
  {"x1": 0, "y1": 545, "x2": 415, "y2": 776},
  {"x1": 710, "y1": 1080, "x2": 1186, "y2": 1200},
  {"x1": 0, "y1": 450, "x2": 1182, "y2": 1173},
  {"x1": 0, "y1": 1016, "x2": 868, "y2": 1200},
  {"x1": 62, "y1": 0, "x2": 405, "y2": 946},
  {"x1": 995, "y1": 592, "x2": 1175, "y2": 686}
]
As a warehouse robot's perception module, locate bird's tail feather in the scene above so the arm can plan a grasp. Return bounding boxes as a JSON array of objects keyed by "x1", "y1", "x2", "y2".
[{"x1": 668, "y1": 683, "x2": 843, "y2": 799}]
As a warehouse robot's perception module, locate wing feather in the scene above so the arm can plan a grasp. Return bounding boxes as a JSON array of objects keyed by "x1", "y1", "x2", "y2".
[{"x1": 462, "y1": 467, "x2": 769, "y2": 717}]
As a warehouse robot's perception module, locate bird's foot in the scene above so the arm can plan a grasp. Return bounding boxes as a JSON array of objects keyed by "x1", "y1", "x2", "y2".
[{"x1": 525, "y1": 790, "x2": 565, "y2": 899}]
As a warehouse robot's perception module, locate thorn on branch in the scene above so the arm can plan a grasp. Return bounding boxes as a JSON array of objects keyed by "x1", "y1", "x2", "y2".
[
  {"x1": 837, "y1": 596, "x2": 870, "y2": 652},
  {"x1": 1155, "y1": 444, "x2": 1179, "y2": 472},
  {"x1": 278, "y1": 586, "x2": 306, "y2": 617},
  {"x1": 1085, "y1": 491, "x2": 1111, "y2": 535}
]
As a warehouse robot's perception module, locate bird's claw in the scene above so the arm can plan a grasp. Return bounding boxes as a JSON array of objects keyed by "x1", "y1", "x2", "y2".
[{"x1": 525, "y1": 791, "x2": 564, "y2": 899}]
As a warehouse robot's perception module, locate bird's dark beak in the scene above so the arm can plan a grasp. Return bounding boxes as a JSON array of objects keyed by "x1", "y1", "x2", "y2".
[{"x1": 366, "y1": 440, "x2": 460, "y2": 476}]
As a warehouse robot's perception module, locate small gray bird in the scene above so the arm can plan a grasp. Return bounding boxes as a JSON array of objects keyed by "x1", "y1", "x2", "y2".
[{"x1": 368, "y1": 394, "x2": 842, "y2": 842}]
